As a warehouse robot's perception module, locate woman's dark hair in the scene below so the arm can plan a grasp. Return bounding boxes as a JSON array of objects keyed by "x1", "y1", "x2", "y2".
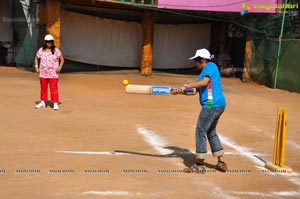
[{"x1": 43, "y1": 41, "x2": 55, "y2": 55}]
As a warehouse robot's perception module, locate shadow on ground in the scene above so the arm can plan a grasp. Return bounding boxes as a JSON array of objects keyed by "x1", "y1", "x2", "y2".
[{"x1": 114, "y1": 146, "x2": 215, "y2": 169}]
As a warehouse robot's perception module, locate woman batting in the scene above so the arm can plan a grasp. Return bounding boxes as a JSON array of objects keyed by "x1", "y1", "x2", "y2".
[{"x1": 172, "y1": 48, "x2": 227, "y2": 173}]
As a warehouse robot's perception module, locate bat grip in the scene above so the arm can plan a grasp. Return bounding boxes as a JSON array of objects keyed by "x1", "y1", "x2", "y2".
[{"x1": 183, "y1": 88, "x2": 194, "y2": 93}]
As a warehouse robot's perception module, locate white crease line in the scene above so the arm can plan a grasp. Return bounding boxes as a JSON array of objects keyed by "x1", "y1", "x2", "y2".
[
  {"x1": 57, "y1": 151, "x2": 127, "y2": 155},
  {"x1": 250, "y1": 125, "x2": 300, "y2": 149},
  {"x1": 286, "y1": 140, "x2": 300, "y2": 149},
  {"x1": 257, "y1": 166, "x2": 300, "y2": 177},
  {"x1": 232, "y1": 191, "x2": 273, "y2": 197},
  {"x1": 221, "y1": 135, "x2": 300, "y2": 187},
  {"x1": 233, "y1": 191, "x2": 300, "y2": 198},
  {"x1": 288, "y1": 177, "x2": 300, "y2": 186},
  {"x1": 219, "y1": 134, "x2": 266, "y2": 166},
  {"x1": 272, "y1": 191, "x2": 300, "y2": 197},
  {"x1": 136, "y1": 125, "x2": 235, "y2": 199},
  {"x1": 136, "y1": 125, "x2": 173, "y2": 155},
  {"x1": 257, "y1": 165, "x2": 300, "y2": 186},
  {"x1": 207, "y1": 182, "x2": 239, "y2": 199},
  {"x1": 80, "y1": 191, "x2": 138, "y2": 196},
  {"x1": 136, "y1": 126, "x2": 265, "y2": 163}
]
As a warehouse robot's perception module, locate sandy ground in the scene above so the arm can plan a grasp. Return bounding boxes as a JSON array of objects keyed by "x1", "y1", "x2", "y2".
[{"x1": 0, "y1": 66, "x2": 299, "y2": 199}]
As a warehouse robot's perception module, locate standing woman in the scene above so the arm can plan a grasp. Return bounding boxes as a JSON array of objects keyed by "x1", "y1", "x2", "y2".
[
  {"x1": 34, "y1": 34, "x2": 64, "y2": 110},
  {"x1": 173, "y1": 48, "x2": 227, "y2": 173}
]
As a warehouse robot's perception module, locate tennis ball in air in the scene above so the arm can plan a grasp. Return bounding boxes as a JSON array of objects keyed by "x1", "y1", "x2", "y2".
[{"x1": 122, "y1": 79, "x2": 129, "y2": 86}]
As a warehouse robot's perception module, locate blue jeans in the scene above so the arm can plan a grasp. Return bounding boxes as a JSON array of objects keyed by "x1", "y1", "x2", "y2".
[{"x1": 195, "y1": 107, "x2": 225, "y2": 160}]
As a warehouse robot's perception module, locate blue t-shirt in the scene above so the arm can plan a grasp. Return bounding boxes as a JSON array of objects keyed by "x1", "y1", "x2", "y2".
[{"x1": 197, "y1": 62, "x2": 226, "y2": 108}]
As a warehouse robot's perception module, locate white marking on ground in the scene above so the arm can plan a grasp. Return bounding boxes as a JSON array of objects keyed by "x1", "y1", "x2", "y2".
[
  {"x1": 286, "y1": 140, "x2": 300, "y2": 149},
  {"x1": 249, "y1": 125, "x2": 265, "y2": 133},
  {"x1": 136, "y1": 125, "x2": 173, "y2": 155},
  {"x1": 233, "y1": 191, "x2": 300, "y2": 198},
  {"x1": 232, "y1": 191, "x2": 273, "y2": 197},
  {"x1": 272, "y1": 191, "x2": 300, "y2": 197},
  {"x1": 219, "y1": 134, "x2": 265, "y2": 166},
  {"x1": 136, "y1": 125, "x2": 235, "y2": 199},
  {"x1": 206, "y1": 182, "x2": 239, "y2": 199},
  {"x1": 57, "y1": 151, "x2": 127, "y2": 155},
  {"x1": 257, "y1": 165, "x2": 300, "y2": 186},
  {"x1": 80, "y1": 191, "x2": 138, "y2": 196},
  {"x1": 221, "y1": 135, "x2": 300, "y2": 187},
  {"x1": 250, "y1": 125, "x2": 300, "y2": 149},
  {"x1": 288, "y1": 177, "x2": 300, "y2": 186},
  {"x1": 255, "y1": 165, "x2": 267, "y2": 170}
]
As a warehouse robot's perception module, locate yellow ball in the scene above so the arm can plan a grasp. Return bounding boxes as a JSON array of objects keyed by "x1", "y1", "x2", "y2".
[{"x1": 122, "y1": 79, "x2": 129, "y2": 86}]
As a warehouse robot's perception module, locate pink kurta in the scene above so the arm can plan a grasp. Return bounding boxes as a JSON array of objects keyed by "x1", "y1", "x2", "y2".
[{"x1": 36, "y1": 48, "x2": 62, "y2": 78}]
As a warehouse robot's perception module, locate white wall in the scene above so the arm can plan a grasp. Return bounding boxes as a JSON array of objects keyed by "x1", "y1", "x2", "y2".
[{"x1": 61, "y1": 11, "x2": 211, "y2": 69}]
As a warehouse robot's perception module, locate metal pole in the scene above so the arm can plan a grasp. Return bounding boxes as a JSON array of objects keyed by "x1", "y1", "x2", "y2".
[{"x1": 274, "y1": 0, "x2": 288, "y2": 89}]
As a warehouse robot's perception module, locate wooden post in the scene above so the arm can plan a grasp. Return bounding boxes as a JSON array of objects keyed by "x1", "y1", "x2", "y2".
[
  {"x1": 140, "y1": 11, "x2": 154, "y2": 76},
  {"x1": 242, "y1": 38, "x2": 251, "y2": 82},
  {"x1": 38, "y1": 0, "x2": 61, "y2": 48},
  {"x1": 243, "y1": 18, "x2": 255, "y2": 82}
]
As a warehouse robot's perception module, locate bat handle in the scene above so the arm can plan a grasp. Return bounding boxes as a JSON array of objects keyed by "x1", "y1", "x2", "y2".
[
  {"x1": 183, "y1": 88, "x2": 194, "y2": 93},
  {"x1": 170, "y1": 88, "x2": 194, "y2": 94}
]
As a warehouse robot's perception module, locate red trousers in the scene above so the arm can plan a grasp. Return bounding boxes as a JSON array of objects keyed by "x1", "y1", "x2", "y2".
[{"x1": 40, "y1": 78, "x2": 59, "y2": 103}]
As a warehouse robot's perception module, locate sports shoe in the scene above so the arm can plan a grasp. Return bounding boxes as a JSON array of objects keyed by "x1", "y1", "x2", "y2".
[
  {"x1": 53, "y1": 103, "x2": 59, "y2": 110},
  {"x1": 183, "y1": 164, "x2": 206, "y2": 174},
  {"x1": 215, "y1": 161, "x2": 228, "y2": 172},
  {"x1": 35, "y1": 101, "x2": 46, "y2": 109}
]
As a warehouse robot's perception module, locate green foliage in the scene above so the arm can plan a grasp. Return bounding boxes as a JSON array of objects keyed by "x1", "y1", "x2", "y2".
[{"x1": 254, "y1": 13, "x2": 299, "y2": 39}]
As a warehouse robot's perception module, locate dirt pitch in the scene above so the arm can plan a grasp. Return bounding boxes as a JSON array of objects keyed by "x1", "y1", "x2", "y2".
[{"x1": 0, "y1": 66, "x2": 299, "y2": 199}]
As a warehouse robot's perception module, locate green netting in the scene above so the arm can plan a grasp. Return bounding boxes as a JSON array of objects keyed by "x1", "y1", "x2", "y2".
[{"x1": 251, "y1": 39, "x2": 300, "y2": 92}]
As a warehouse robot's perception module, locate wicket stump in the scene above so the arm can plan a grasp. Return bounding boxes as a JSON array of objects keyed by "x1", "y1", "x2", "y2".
[{"x1": 265, "y1": 107, "x2": 292, "y2": 173}]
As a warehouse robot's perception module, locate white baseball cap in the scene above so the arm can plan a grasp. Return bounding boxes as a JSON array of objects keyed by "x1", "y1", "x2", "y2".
[
  {"x1": 189, "y1": 48, "x2": 211, "y2": 60},
  {"x1": 44, "y1": 34, "x2": 54, "y2": 41}
]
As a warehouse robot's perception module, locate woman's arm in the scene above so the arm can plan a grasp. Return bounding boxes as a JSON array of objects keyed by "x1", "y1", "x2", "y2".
[
  {"x1": 178, "y1": 76, "x2": 210, "y2": 94},
  {"x1": 185, "y1": 77, "x2": 210, "y2": 89},
  {"x1": 56, "y1": 55, "x2": 64, "y2": 72},
  {"x1": 34, "y1": 56, "x2": 39, "y2": 73}
]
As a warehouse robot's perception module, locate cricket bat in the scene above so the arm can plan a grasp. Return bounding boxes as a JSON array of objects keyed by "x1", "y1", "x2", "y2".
[{"x1": 125, "y1": 84, "x2": 194, "y2": 95}]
